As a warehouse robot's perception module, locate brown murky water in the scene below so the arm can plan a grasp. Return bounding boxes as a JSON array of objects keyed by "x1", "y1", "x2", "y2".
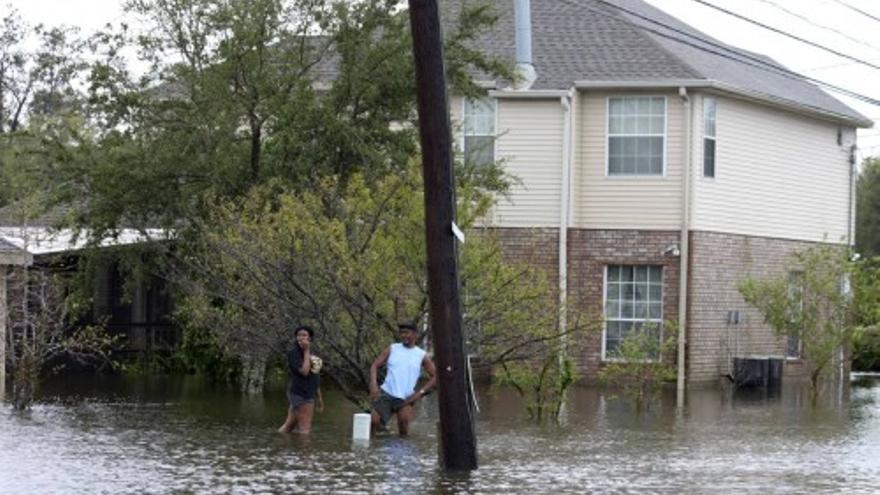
[{"x1": 1, "y1": 375, "x2": 879, "y2": 494}]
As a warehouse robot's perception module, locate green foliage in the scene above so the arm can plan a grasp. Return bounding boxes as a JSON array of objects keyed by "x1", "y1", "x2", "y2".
[
  {"x1": 739, "y1": 245, "x2": 855, "y2": 395},
  {"x1": 172, "y1": 325, "x2": 243, "y2": 382},
  {"x1": 30, "y1": 0, "x2": 512, "y2": 240},
  {"x1": 852, "y1": 326, "x2": 880, "y2": 371},
  {"x1": 598, "y1": 322, "x2": 677, "y2": 410},
  {"x1": 852, "y1": 256, "x2": 880, "y2": 371},
  {"x1": 857, "y1": 158, "x2": 880, "y2": 257},
  {"x1": 459, "y1": 227, "x2": 591, "y2": 422},
  {"x1": 175, "y1": 157, "x2": 574, "y2": 414},
  {"x1": 496, "y1": 353, "x2": 578, "y2": 422}
]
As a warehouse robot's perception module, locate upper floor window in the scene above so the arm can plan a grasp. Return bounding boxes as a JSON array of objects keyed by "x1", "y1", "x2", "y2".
[
  {"x1": 604, "y1": 265, "x2": 663, "y2": 360},
  {"x1": 463, "y1": 97, "x2": 496, "y2": 166},
  {"x1": 703, "y1": 97, "x2": 717, "y2": 178},
  {"x1": 607, "y1": 96, "x2": 665, "y2": 176}
]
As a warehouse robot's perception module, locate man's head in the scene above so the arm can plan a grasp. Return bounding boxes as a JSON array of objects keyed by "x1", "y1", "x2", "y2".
[{"x1": 398, "y1": 323, "x2": 418, "y2": 347}]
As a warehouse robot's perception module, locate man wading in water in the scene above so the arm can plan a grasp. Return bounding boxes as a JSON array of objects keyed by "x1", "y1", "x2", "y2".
[{"x1": 369, "y1": 323, "x2": 436, "y2": 436}]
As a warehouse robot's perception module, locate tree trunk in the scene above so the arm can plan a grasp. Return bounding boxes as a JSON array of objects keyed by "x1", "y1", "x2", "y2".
[
  {"x1": 240, "y1": 352, "x2": 267, "y2": 395},
  {"x1": 12, "y1": 349, "x2": 37, "y2": 410},
  {"x1": 249, "y1": 118, "x2": 262, "y2": 182}
]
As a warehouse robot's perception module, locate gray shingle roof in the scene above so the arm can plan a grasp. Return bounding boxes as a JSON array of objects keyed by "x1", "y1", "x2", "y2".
[{"x1": 454, "y1": 0, "x2": 869, "y2": 125}]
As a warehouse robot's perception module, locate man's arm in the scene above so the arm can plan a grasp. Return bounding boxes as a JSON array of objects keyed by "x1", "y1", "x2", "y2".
[
  {"x1": 404, "y1": 354, "x2": 437, "y2": 406},
  {"x1": 370, "y1": 346, "x2": 391, "y2": 401}
]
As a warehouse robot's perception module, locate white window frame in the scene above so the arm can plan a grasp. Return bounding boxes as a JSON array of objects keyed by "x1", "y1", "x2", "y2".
[
  {"x1": 605, "y1": 96, "x2": 667, "y2": 177},
  {"x1": 461, "y1": 96, "x2": 497, "y2": 167},
  {"x1": 703, "y1": 96, "x2": 717, "y2": 179},
  {"x1": 601, "y1": 264, "x2": 664, "y2": 361}
]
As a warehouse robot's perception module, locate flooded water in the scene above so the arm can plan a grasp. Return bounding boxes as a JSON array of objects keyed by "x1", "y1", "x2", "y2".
[{"x1": 1, "y1": 375, "x2": 879, "y2": 494}]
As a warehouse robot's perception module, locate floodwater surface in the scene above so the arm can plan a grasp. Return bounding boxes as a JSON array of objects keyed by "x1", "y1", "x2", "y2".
[{"x1": 1, "y1": 375, "x2": 879, "y2": 494}]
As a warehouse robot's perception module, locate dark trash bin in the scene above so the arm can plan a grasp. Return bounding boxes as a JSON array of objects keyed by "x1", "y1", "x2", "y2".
[{"x1": 733, "y1": 356, "x2": 783, "y2": 388}]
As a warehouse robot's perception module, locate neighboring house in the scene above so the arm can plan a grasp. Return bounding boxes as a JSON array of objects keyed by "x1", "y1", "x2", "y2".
[
  {"x1": 449, "y1": 0, "x2": 870, "y2": 385},
  {"x1": 0, "y1": 207, "x2": 175, "y2": 358}
]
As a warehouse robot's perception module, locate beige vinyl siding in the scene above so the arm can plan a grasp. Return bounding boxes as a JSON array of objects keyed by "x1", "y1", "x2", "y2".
[
  {"x1": 692, "y1": 94, "x2": 854, "y2": 243},
  {"x1": 450, "y1": 96, "x2": 564, "y2": 227},
  {"x1": 493, "y1": 99, "x2": 564, "y2": 227},
  {"x1": 573, "y1": 91, "x2": 685, "y2": 230}
]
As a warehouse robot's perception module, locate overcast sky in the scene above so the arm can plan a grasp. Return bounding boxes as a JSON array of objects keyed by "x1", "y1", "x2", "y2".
[{"x1": 4, "y1": 0, "x2": 880, "y2": 157}]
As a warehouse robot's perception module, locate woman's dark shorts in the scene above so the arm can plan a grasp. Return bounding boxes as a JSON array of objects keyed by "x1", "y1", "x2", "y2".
[
  {"x1": 371, "y1": 391, "x2": 408, "y2": 428},
  {"x1": 287, "y1": 390, "x2": 315, "y2": 410}
]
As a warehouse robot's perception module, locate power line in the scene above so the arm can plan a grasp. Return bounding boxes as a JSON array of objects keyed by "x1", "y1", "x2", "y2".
[
  {"x1": 801, "y1": 58, "x2": 880, "y2": 72},
  {"x1": 831, "y1": 0, "x2": 880, "y2": 24},
  {"x1": 757, "y1": 0, "x2": 880, "y2": 54},
  {"x1": 691, "y1": 0, "x2": 880, "y2": 71},
  {"x1": 579, "y1": 0, "x2": 880, "y2": 107}
]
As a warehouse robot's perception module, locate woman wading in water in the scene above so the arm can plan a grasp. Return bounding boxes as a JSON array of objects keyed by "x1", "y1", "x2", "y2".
[{"x1": 278, "y1": 325, "x2": 324, "y2": 434}]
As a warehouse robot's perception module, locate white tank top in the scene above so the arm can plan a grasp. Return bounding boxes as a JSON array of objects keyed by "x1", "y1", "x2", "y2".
[{"x1": 381, "y1": 343, "x2": 427, "y2": 399}]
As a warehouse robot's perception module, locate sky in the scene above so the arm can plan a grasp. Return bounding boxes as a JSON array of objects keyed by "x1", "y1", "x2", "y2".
[{"x1": 4, "y1": 0, "x2": 880, "y2": 158}]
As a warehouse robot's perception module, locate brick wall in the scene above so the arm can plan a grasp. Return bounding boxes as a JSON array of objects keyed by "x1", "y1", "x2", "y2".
[
  {"x1": 484, "y1": 227, "x2": 560, "y2": 286},
  {"x1": 567, "y1": 230, "x2": 681, "y2": 380},
  {"x1": 688, "y1": 230, "x2": 822, "y2": 383},
  {"x1": 481, "y1": 227, "x2": 838, "y2": 386}
]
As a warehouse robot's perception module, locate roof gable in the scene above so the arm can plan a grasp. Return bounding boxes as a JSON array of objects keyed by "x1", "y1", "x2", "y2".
[{"x1": 457, "y1": 0, "x2": 869, "y2": 125}]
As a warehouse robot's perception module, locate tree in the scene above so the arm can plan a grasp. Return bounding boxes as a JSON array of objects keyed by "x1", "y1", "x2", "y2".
[
  {"x1": 598, "y1": 322, "x2": 677, "y2": 411},
  {"x1": 459, "y1": 231, "x2": 592, "y2": 422},
  {"x1": 739, "y1": 245, "x2": 855, "y2": 398},
  {"x1": 172, "y1": 159, "x2": 579, "y2": 414},
  {"x1": 857, "y1": 157, "x2": 880, "y2": 257},
  {"x1": 5, "y1": 262, "x2": 113, "y2": 410},
  {"x1": 851, "y1": 256, "x2": 880, "y2": 371},
  {"x1": 35, "y1": 0, "x2": 511, "y2": 238},
  {"x1": 0, "y1": 8, "x2": 87, "y2": 208}
]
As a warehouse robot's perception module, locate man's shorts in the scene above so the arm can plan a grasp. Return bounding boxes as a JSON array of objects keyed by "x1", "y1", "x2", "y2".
[{"x1": 371, "y1": 390, "x2": 408, "y2": 428}]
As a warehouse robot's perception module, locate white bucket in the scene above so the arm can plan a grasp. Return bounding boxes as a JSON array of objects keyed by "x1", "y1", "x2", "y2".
[{"x1": 352, "y1": 413, "x2": 371, "y2": 441}]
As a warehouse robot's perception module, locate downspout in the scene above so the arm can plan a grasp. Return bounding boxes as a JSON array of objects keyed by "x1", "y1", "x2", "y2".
[
  {"x1": 677, "y1": 87, "x2": 692, "y2": 406},
  {"x1": 559, "y1": 88, "x2": 575, "y2": 367},
  {"x1": 848, "y1": 143, "x2": 856, "y2": 248},
  {"x1": 844, "y1": 142, "x2": 857, "y2": 399}
]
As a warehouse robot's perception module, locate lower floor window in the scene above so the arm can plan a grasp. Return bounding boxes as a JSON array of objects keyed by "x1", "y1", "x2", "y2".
[
  {"x1": 786, "y1": 334, "x2": 801, "y2": 359},
  {"x1": 604, "y1": 265, "x2": 663, "y2": 359}
]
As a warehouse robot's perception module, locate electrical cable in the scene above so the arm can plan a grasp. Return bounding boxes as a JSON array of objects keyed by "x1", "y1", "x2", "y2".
[
  {"x1": 566, "y1": 0, "x2": 880, "y2": 107},
  {"x1": 691, "y1": 0, "x2": 880, "y2": 71},
  {"x1": 831, "y1": 0, "x2": 880, "y2": 24},
  {"x1": 756, "y1": 0, "x2": 880, "y2": 54}
]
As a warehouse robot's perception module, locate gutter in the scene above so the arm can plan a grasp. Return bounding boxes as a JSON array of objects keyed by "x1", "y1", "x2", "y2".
[
  {"x1": 574, "y1": 79, "x2": 873, "y2": 128},
  {"x1": 677, "y1": 86, "x2": 692, "y2": 406},
  {"x1": 558, "y1": 88, "x2": 575, "y2": 365},
  {"x1": 489, "y1": 89, "x2": 570, "y2": 99}
]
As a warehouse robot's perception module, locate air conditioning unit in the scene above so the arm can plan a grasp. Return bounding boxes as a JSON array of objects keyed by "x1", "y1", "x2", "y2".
[{"x1": 733, "y1": 356, "x2": 783, "y2": 388}]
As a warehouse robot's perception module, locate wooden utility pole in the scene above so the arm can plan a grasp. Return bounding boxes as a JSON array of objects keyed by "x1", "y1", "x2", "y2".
[
  {"x1": 0, "y1": 271, "x2": 6, "y2": 400},
  {"x1": 407, "y1": 0, "x2": 477, "y2": 471}
]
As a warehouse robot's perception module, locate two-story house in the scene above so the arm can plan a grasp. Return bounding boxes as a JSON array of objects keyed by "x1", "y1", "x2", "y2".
[{"x1": 450, "y1": 0, "x2": 871, "y2": 387}]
